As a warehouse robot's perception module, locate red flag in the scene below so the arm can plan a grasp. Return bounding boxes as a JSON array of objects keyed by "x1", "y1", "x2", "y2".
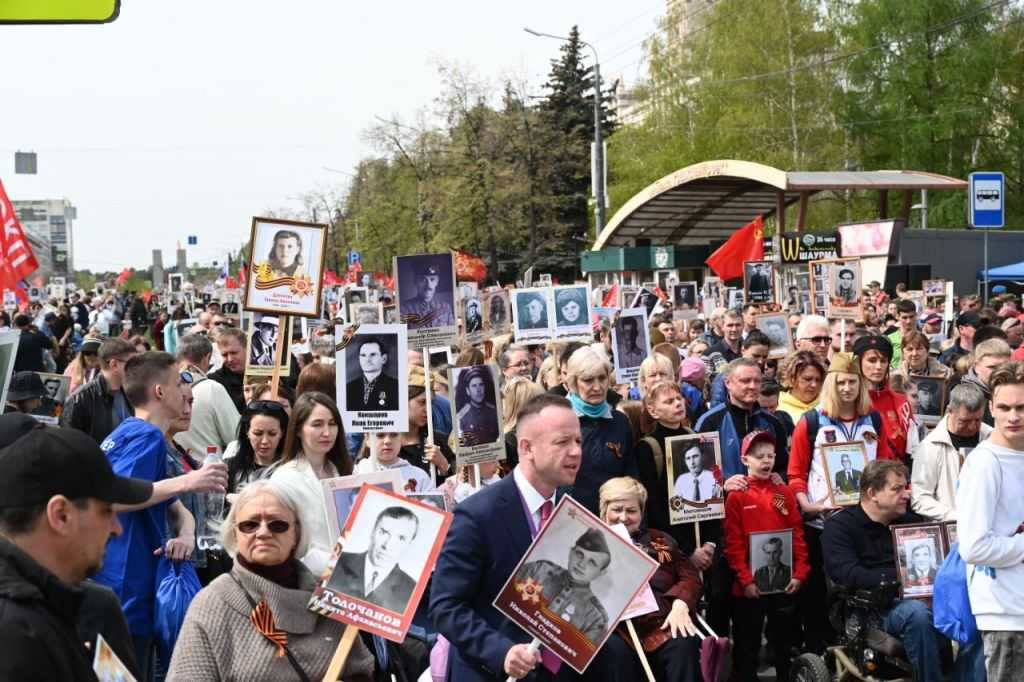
[
  {"x1": 454, "y1": 250, "x2": 487, "y2": 282},
  {"x1": 704, "y1": 215, "x2": 765, "y2": 281},
  {"x1": 239, "y1": 261, "x2": 248, "y2": 285},
  {"x1": 374, "y1": 272, "x2": 395, "y2": 290},
  {"x1": 0, "y1": 179, "x2": 40, "y2": 291},
  {"x1": 116, "y1": 267, "x2": 132, "y2": 286},
  {"x1": 601, "y1": 284, "x2": 619, "y2": 307},
  {"x1": 141, "y1": 290, "x2": 153, "y2": 304},
  {"x1": 323, "y1": 269, "x2": 343, "y2": 286},
  {"x1": 224, "y1": 276, "x2": 239, "y2": 289}
]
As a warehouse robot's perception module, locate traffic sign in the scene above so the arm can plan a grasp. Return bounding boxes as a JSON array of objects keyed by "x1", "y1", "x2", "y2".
[
  {"x1": 187, "y1": 235, "x2": 198, "y2": 245},
  {"x1": 348, "y1": 250, "x2": 361, "y2": 267},
  {"x1": 969, "y1": 171, "x2": 1005, "y2": 229}
]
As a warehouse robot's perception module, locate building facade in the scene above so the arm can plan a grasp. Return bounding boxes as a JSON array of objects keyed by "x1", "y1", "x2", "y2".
[{"x1": 12, "y1": 198, "x2": 75, "y2": 278}]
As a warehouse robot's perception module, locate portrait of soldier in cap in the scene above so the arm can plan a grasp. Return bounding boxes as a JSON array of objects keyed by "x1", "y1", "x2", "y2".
[
  {"x1": 513, "y1": 527, "x2": 611, "y2": 644},
  {"x1": 399, "y1": 259, "x2": 455, "y2": 329},
  {"x1": 464, "y1": 298, "x2": 483, "y2": 334},
  {"x1": 454, "y1": 365, "x2": 500, "y2": 446}
]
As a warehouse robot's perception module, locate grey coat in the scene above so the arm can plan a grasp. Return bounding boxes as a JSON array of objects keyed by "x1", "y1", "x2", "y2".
[{"x1": 167, "y1": 560, "x2": 374, "y2": 681}]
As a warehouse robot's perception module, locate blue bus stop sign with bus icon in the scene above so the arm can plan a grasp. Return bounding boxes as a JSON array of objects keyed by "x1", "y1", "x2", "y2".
[{"x1": 969, "y1": 172, "x2": 1004, "y2": 229}]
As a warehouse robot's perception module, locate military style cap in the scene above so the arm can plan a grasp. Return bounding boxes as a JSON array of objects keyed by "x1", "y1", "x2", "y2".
[
  {"x1": 828, "y1": 352, "x2": 859, "y2": 375},
  {"x1": 574, "y1": 527, "x2": 611, "y2": 557},
  {"x1": 416, "y1": 263, "x2": 440, "y2": 276},
  {"x1": 852, "y1": 335, "x2": 892, "y2": 362}
]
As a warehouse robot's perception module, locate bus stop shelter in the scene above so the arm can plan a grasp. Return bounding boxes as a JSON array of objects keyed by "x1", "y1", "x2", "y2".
[{"x1": 591, "y1": 160, "x2": 967, "y2": 251}]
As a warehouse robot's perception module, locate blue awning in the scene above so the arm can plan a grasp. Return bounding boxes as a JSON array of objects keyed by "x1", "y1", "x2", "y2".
[{"x1": 978, "y1": 261, "x2": 1024, "y2": 279}]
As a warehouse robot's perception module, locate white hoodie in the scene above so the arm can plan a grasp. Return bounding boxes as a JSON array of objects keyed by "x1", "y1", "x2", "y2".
[{"x1": 957, "y1": 440, "x2": 1024, "y2": 631}]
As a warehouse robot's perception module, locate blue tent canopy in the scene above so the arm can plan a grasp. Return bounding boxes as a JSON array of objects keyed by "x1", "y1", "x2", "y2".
[{"x1": 978, "y1": 261, "x2": 1024, "y2": 279}]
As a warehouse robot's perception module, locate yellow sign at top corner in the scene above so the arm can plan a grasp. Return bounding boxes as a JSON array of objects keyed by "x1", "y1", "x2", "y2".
[{"x1": 0, "y1": 0, "x2": 120, "y2": 23}]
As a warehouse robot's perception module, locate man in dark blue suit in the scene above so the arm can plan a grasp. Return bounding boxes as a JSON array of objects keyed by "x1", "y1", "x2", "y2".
[{"x1": 430, "y1": 394, "x2": 584, "y2": 681}]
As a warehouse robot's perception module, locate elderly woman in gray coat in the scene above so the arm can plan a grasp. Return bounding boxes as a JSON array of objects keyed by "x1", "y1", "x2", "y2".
[{"x1": 167, "y1": 480, "x2": 374, "y2": 681}]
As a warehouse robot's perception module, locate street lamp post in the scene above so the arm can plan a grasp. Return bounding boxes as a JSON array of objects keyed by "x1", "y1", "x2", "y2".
[{"x1": 524, "y1": 27, "x2": 605, "y2": 241}]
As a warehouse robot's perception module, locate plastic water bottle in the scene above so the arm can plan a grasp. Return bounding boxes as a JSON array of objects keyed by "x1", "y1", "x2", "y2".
[{"x1": 197, "y1": 445, "x2": 224, "y2": 551}]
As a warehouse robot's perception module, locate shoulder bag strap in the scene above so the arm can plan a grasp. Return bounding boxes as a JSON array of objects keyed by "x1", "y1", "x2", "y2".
[
  {"x1": 227, "y1": 573, "x2": 312, "y2": 682},
  {"x1": 642, "y1": 436, "x2": 665, "y2": 481}
]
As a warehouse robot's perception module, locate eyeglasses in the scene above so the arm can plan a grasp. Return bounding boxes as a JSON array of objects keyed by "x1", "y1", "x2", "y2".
[
  {"x1": 247, "y1": 399, "x2": 287, "y2": 414},
  {"x1": 800, "y1": 336, "x2": 831, "y2": 345},
  {"x1": 237, "y1": 518, "x2": 291, "y2": 534}
]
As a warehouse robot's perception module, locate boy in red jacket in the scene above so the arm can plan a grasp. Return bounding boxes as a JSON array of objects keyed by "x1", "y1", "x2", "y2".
[{"x1": 724, "y1": 430, "x2": 810, "y2": 682}]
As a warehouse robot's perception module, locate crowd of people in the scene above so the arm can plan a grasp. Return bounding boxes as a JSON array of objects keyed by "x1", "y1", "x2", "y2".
[{"x1": 2, "y1": 278, "x2": 1024, "y2": 681}]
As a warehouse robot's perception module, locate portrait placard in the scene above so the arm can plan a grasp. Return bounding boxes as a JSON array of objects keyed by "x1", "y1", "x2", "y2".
[
  {"x1": 335, "y1": 323, "x2": 409, "y2": 433},
  {"x1": 943, "y1": 521, "x2": 958, "y2": 548},
  {"x1": 655, "y1": 269, "x2": 678, "y2": 294},
  {"x1": 755, "y1": 312, "x2": 792, "y2": 359},
  {"x1": 666, "y1": 432, "x2": 725, "y2": 525},
  {"x1": 449, "y1": 364, "x2": 505, "y2": 466},
  {"x1": 908, "y1": 375, "x2": 948, "y2": 426},
  {"x1": 781, "y1": 269, "x2": 812, "y2": 314},
  {"x1": 351, "y1": 303, "x2": 383, "y2": 325},
  {"x1": 808, "y1": 260, "x2": 830, "y2": 315},
  {"x1": 744, "y1": 261, "x2": 775, "y2": 305},
  {"x1": 727, "y1": 288, "x2": 745, "y2": 310},
  {"x1": 408, "y1": 492, "x2": 449, "y2": 513},
  {"x1": 511, "y1": 286, "x2": 555, "y2": 343},
  {"x1": 493, "y1": 496, "x2": 658, "y2": 674},
  {"x1": 309, "y1": 486, "x2": 452, "y2": 642},
  {"x1": 0, "y1": 331, "x2": 22, "y2": 408},
  {"x1": 168, "y1": 273, "x2": 183, "y2": 294},
  {"x1": 395, "y1": 253, "x2": 458, "y2": 349},
  {"x1": 36, "y1": 372, "x2": 71, "y2": 404},
  {"x1": 611, "y1": 308, "x2": 650, "y2": 384},
  {"x1": 482, "y1": 289, "x2": 511, "y2": 338},
  {"x1": 825, "y1": 257, "x2": 863, "y2": 320},
  {"x1": 552, "y1": 285, "x2": 593, "y2": 342},
  {"x1": 749, "y1": 529, "x2": 794, "y2": 595},
  {"x1": 630, "y1": 287, "x2": 661, "y2": 318},
  {"x1": 672, "y1": 282, "x2": 699, "y2": 311},
  {"x1": 345, "y1": 286, "x2": 369, "y2": 319},
  {"x1": 93, "y1": 633, "x2": 137, "y2": 682},
  {"x1": 462, "y1": 294, "x2": 484, "y2": 345},
  {"x1": 892, "y1": 523, "x2": 946, "y2": 599},
  {"x1": 243, "y1": 217, "x2": 327, "y2": 318},
  {"x1": 820, "y1": 441, "x2": 869, "y2": 507},
  {"x1": 243, "y1": 312, "x2": 292, "y2": 377},
  {"x1": 320, "y1": 470, "x2": 404, "y2": 542},
  {"x1": 922, "y1": 279, "x2": 945, "y2": 297}
]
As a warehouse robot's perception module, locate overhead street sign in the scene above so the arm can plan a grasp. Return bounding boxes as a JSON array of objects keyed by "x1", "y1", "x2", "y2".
[{"x1": 969, "y1": 171, "x2": 1005, "y2": 229}]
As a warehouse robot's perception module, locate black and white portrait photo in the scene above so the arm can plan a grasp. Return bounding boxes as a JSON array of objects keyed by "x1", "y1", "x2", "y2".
[
  {"x1": 463, "y1": 297, "x2": 483, "y2": 336},
  {"x1": 825, "y1": 258, "x2": 862, "y2": 320},
  {"x1": 512, "y1": 287, "x2": 554, "y2": 343},
  {"x1": 352, "y1": 303, "x2": 382, "y2": 325},
  {"x1": 749, "y1": 530, "x2": 794, "y2": 595},
  {"x1": 345, "y1": 287, "x2": 368, "y2": 318},
  {"x1": 755, "y1": 312, "x2": 792, "y2": 358},
  {"x1": 493, "y1": 497, "x2": 658, "y2": 673},
  {"x1": 480, "y1": 289, "x2": 510, "y2": 339},
  {"x1": 630, "y1": 287, "x2": 659, "y2": 317},
  {"x1": 553, "y1": 285, "x2": 592, "y2": 341},
  {"x1": 611, "y1": 309, "x2": 649, "y2": 384},
  {"x1": 908, "y1": 376, "x2": 947, "y2": 426},
  {"x1": 335, "y1": 323, "x2": 409, "y2": 433},
  {"x1": 244, "y1": 313, "x2": 291, "y2": 376},
  {"x1": 168, "y1": 273, "x2": 183, "y2": 294},
  {"x1": 450, "y1": 364, "x2": 504, "y2": 465},
  {"x1": 744, "y1": 261, "x2": 775, "y2": 304},
  {"x1": 673, "y1": 282, "x2": 698, "y2": 310},
  {"x1": 665, "y1": 432, "x2": 726, "y2": 524},
  {"x1": 396, "y1": 253, "x2": 457, "y2": 347},
  {"x1": 892, "y1": 523, "x2": 946, "y2": 598},
  {"x1": 244, "y1": 217, "x2": 327, "y2": 317},
  {"x1": 312, "y1": 486, "x2": 452, "y2": 642},
  {"x1": 833, "y1": 267, "x2": 859, "y2": 304}
]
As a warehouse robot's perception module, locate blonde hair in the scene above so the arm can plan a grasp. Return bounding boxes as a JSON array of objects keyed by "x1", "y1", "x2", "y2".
[
  {"x1": 638, "y1": 354, "x2": 675, "y2": 396},
  {"x1": 599, "y1": 476, "x2": 648, "y2": 520},
  {"x1": 975, "y1": 338, "x2": 1012, "y2": 363},
  {"x1": 818, "y1": 370, "x2": 872, "y2": 418},
  {"x1": 565, "y1": 344, "x2": 613, "y2": 395},
  {"x1": 536, "y1": 354, "x2": 560, "y2": 390},
  {"x1": 502, "y1": 376, "x2": 544, "y2": 431}
]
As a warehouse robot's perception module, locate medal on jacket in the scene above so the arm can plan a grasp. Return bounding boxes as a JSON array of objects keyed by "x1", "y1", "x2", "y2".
[
  {"x1": 772, "y1": 492, "x2": 788, "y2": 516},
  {"x1": 824, "y1": 428, "x2": 836, "y2": 444},
  {"x1": 607, "y1": 442, "x2": 622, "y2": 459},
  {"x1": 378, "y1": 390, "x2": 386, "y2": 407}
]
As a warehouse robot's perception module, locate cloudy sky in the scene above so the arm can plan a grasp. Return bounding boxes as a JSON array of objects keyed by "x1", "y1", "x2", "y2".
[{"x1": 1, "y1": 1, "x2": 662, "y2": 272}]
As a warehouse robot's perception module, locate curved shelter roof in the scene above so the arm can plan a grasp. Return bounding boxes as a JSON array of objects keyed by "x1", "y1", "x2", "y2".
[{"x1": 592, "y1": 160, "x2": 968, "y2": 250}]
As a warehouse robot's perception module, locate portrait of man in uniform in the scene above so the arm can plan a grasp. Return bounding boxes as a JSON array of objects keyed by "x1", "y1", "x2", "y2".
[
  {"x1": 399, "y1": 260, "x2": 455, "y2": 329},
  {"x1": 454, "y1": 365, "x2": 499, "y2": 446},
  {"x1": 464, "y1": 298, "x2": 483, "y2": 334},
  {"x1": 326, "y1": 506, "x2": 419, "y2": 613},
  {"x1": 614, "y1": 315, "x2": 646, "y2": 369},
  {"x1": 752, "y1": 534, "x2": 792, "y2": 594},
  {"x1": 345, "y1": 336, "x2": 399, "y2": 411},
  {"x1": 512, "y1": 528, "x2": 611, "y2": 644}
]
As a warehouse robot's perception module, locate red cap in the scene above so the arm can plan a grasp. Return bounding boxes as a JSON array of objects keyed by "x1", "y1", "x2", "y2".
[{"x1": 741, "y1": 429, "x2": 776, "y2": 457}]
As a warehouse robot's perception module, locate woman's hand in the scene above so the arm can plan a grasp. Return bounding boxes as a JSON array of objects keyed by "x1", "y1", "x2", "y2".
[
  {"x1": 423, "y1": 444, "x2": 449, "y2": 475},
  {"x1": 689, "y1": 543, "x2": 715, "y2": 571},
  {"x1": 784, "y1": 578, "x2": 803, "y2": 594},
  {"x1": 155, "y1": 535, "x2": 194, "y2": 562},
  {"x1": 724, "y1": 475, "x2": 749, "y2": 493},
  {"x1": 660, "y1": 600, "x2": 698, "y2": 638}
]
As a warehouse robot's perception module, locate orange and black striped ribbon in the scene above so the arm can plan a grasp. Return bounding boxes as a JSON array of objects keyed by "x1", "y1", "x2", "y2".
[{"x1": 250, "y1": 599, "x2": 288, "y2": 658}]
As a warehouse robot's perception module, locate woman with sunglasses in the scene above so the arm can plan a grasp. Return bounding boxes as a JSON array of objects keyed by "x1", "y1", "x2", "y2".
[
  {"x1": 64, "y1": 337, "x2": 102, "y2": 394},
  {"x1": 225, "y1": 401, "x2": 290, "y2": 503},
  {"x1": 270, "y1": 392, "x2": 352, "y2": 575},
  {"x1": 167, "y1": 480, "x2": 374, "y2": 681}
]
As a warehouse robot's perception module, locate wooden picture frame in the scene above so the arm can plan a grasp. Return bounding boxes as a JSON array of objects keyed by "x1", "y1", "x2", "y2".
[
  {"x1": 755, "y1": 311, "x2": 792, "y2": 358},
  {"x1": 743, "y1": 260, "x2": 776, "y2": 305},
  {"x1": 892, "y1": 522, "x2": 946, "y2": 599},
  {"x1": 243, "y1": 217, "x2": 328, "y2": 318},
  {"x1": 820, "y1": 441, "x2": 870, "y2": 507},
  {"x1": 907, "y1": 375, "x2": 948, "y2": 426}
]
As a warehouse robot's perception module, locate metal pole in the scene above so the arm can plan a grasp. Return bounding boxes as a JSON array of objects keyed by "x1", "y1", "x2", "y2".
[
  {"x1": 984, "y1": 227, "x2": 989, "y2": 306},
  {"x1": 592, "y1": 55, "x2": 606, "y2": 241}
]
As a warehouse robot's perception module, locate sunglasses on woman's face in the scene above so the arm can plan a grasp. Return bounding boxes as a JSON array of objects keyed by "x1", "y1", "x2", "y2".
[{"x1": 237, "y1": 518, "x2": 291, "y2": 534}]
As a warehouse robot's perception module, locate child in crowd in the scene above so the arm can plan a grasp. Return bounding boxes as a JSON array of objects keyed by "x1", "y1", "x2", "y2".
[
  {"x1": 679, "y1": 356, "x2": 707, "y2": 426},
  {"x1": 724, "y1": 430, "x2": 809, "y2": 682}
]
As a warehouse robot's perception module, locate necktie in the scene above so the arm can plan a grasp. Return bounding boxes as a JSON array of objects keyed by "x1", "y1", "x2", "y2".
[
  {"x1": 537, "y1": 500, "x2": 561, "y2": 674},
  {"x1": 362, "y1": 376, "x2": 376, "y2": 405},
  {"x1": 368, "y1": 570, "x2": 378, "y2": 596},
  {"x1": 693, "y1": 477, "x2": 701, "y2": 502}
]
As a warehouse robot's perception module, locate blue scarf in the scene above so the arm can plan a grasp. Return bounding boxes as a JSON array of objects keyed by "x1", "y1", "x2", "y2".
[{"x1": 569, "y1": 392, "x2": 611, "y2": 419}]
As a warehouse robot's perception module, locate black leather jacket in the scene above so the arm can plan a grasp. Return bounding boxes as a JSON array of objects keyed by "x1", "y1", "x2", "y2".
[{"x1": 60, "y1": 372, "x2": 133, "y2": 444}]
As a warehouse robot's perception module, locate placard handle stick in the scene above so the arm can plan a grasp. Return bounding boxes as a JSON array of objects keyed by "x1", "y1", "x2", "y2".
[
  {"x1": 322, "y1": 624, "x2": 360, "y2": 681},
  {"x1": 422, "y1": 348, "x2": 437, "y2": 484},
  {"x1": 473, "y1": 463, "x2": 482, "y2": 490},
  {"x1": 504, "y1": 638, "x2": 541, "y2": 682},
  {"x1": 626, "y1": 621, "x2": 657, "y2": 682},
  {"x1": 270, "y1": 314, "x2": 289, "y2": 400}
]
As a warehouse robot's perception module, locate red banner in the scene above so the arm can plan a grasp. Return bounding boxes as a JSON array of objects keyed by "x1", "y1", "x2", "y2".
[
  {"x1": 0, "y1": 180, "x2": 40, "y2": 291},
  {"x1": 116, "y1": 267, "x2": 133, "y2": 286},
  {"x1": 705, "y1": 215, "x2": 765, "y2": 281},
  {"x1": 454, "y1": 249, "x2": 487, "y2": 282}
]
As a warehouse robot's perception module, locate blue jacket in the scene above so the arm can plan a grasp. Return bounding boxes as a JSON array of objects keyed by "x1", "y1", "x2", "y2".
[
  {"x1": 680, "y1": 381, "x2": 706, "y2": 425},
  {"x1": 695, "y1": 402, "x2": 788, "y2": 478},
  {"x1": 94, "y1": 418, "x2": 176, "y2": 636},
  {"x1": 709, "y1": 372, "x2": 728, "y2": 407},
  {"x1": 429, "y1": 475, "x2": 544, "y2": 681},
  {"x1": 558, "y1": 409, "x2": 637, "y2": 515}
]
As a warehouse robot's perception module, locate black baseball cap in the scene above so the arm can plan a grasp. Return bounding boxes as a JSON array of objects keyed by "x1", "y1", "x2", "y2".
[
  {"x1": 0, "y1": 425, "x2": 153, "y2": 507},
  {"x1": 956, "y1": 311, "x2": 982, "y2": 328}
]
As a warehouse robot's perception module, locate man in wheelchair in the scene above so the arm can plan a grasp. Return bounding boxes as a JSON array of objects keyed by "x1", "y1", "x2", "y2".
[{"x1": 821, "y1": 459, "x2": 947, "y2": 682}]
